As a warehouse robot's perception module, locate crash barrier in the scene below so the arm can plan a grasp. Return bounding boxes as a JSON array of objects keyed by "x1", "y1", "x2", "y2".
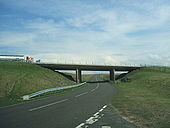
[{"x1": 22, "y1": 82, "x2": 86, "y2": 100}]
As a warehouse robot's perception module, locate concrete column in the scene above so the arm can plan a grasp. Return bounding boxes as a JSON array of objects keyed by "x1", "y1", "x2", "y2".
[
  {"x1": 76, "y1": 68, "x2": 82, "y2": 83},
  {"x1": 110, "y1": 69, "x2": 115, "y2": 82}
]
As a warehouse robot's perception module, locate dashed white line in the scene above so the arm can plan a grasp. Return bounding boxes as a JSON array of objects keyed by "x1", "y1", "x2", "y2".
[
  {"x1": 96, "y1": 83, "x2": 99, "y2": 89},
  {"x1": 91, "y1": 88, "x2": 96, "y2": 92},
  {"x1": 99, "y1": 108, "x2": 104, "y2": 112},
  {"x1": 96, "y1": 77, "x2": 98, "y2": 81},
  {"x1": 29, "y1": 99, "x2": 68, "y2": 111},
  {"x1": 86, "y1": 116, "x2": 98, "y2": 124},
  {"x1": 102, "y1": 126, "x2": 111, "y2": 128},
  {"x1": 91, "y1": 84, "x2": 99, "y2": 92},
  {"x1": 103, "y1": 105, "x2": 107, "y2": 109},
  {"x1": 75, "y1": 92, "x2": 88, "y2": 98},
  {"x1": 86, "y1": 117, "x2": 94, "y2": 122},
  {"x1": 75, "y1": 105, "x2": 107, "y2": 128},
  {"x1": 94, "y1": 112, "x2": 99, "y2": 116},
  {"x1": 75, "y1": 123, "x2": 85, "y2": 128}
]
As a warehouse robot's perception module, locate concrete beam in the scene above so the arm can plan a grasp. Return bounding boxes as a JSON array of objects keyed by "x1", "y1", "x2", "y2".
[
  {"x1": 110, "y1": 69, "x2": 115, "y2": 82},
  {"x1": 76, "y1": 68, "x2": 82, "y2": 83},
  {"x1": 37, "y1": 63, "x2": 140, "y2": 72}
]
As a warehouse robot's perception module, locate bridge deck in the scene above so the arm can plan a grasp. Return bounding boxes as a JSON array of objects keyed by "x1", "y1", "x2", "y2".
[{"x1": 36, "y1": 63, "x2": 140, "y2": 71}]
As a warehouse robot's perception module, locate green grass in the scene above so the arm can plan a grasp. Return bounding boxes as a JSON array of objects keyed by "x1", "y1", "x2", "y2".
[
  {"x1": 0, "y1": 62, "x2": 75, "y2": 106},
  {"x1": 112, "y1": 67, "x2": 170, "y2": 128},
  {"x1": 61, "y1": 72, "x2": 95, "y2": 82},
  {"x1": 95, "y1": 73, "x2": 121, "y2": 81},
  {"x1": 82, "y1": 74, "x2": 97, "y2": 82}
]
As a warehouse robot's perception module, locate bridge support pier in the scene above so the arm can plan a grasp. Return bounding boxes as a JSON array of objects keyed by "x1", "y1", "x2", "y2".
[
  {"x1": 110, "y1": 69, "x2": 115, "y2": 82},
  {"x1": 76, "y1": 68, "x2": 82, "y2": 83}
]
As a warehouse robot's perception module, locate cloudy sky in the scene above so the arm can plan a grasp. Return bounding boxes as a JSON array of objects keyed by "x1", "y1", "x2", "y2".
[{"x1": 0, "y1": 0, "x2": 170, "y2": 66}]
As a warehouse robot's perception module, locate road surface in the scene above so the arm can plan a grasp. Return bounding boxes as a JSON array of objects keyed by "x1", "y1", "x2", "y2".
[{"x1": 0, "y1": 75, "x2": 139, "y2": 128}]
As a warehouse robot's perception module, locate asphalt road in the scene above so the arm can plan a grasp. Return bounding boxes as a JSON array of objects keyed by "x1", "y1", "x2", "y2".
[{"x1": 0, "y1": 75, "x2": 139, "y2": 128}]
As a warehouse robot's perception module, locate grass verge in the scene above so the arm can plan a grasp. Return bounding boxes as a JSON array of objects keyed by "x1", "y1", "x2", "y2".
[
  {"x1": 112, "y1": 67, "x2": 170, "y2": 128},
  {"x1": 0, "y1": 62, "x2": 75, "y2": 106}
]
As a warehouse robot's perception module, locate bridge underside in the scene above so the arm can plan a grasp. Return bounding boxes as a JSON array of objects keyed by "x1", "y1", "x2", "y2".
[
  {"x1": 36, "y1": 63, "x2": 140, "y2": 83},
  {"x1": 74, "y1": 69, "x2": 115, "y2": 83}
]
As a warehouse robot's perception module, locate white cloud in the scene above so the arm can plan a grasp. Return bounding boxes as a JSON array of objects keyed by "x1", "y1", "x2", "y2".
[
  {"x1": 33, "y1": 53, "x2": 127, "y2": 65},
  {"x1": 0, "y1": 32, "x2": 36, "y2": 46},
  {"x1": 0, "y1": 0, "x2": 170, "y2": 66}
]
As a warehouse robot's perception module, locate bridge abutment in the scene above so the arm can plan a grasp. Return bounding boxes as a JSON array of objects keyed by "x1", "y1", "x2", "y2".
[
  {"x1": 76, "y1": 68, "x2": 82, "y2": 83},
  {"x1": 110, "y1": 69, "x2": 115, "y2": 82}
]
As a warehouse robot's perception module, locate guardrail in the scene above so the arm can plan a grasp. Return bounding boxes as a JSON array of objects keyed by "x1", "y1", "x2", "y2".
[{"x1": 22, "y1": 82, "x2": 86, "y2": 100}]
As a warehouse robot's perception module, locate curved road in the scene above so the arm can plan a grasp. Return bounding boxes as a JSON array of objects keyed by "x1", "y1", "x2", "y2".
[{"x1": 0, "y1": 75, "x2": 139, "y2": 128}]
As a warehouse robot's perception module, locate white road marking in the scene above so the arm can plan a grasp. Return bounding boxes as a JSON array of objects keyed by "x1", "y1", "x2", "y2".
[
  {"x1": 103, "y1": 105, "x2": 107, "y2": 109},
  {"x1": 94, "y1": 112, "x2": 99, "y2": 116},
  {"x1": 86, "y1": 117, "x2": 94, "y2": 122},
  {"x1": 29, "y1": 99, "x2": 68, "y2": 111},
  {"x1": 75, "y1": 105, "x2": 107, "y2": 128},
  {"x1": 96, "y1": 77, "x2": 98, "y2": 81},
  {"x1": 91, "y1": 83, "x2": 99, "y2": 92},
  {"x1": 102, "y1": 126, "x2": 111, "y2": 128},
  {"x1": 99, "y1": 108, "x2": 104, "y2": 112},
  {"x1": 75, "y1": 92, "x2": 88, "y2": 97},
  {"x1": 96, "y1": 83, "x2": 99, "y2": 89},
  {"x1": 75, "y1": 123, "x2": 85, "y2": 128},
  {"x1": 91, "y1": 88, "x2": 96, "y2": 92},
  {"x1": 86, "y1": 116, "x2": 98, "y2": 124},
  {"x1": 90, "y1": 77, "x2": 100, "y2": 92}
]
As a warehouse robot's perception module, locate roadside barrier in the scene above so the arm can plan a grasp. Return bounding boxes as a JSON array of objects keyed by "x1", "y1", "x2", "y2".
[{"x1": 22, "y1": 82, "x2": 86, "y2": 100}]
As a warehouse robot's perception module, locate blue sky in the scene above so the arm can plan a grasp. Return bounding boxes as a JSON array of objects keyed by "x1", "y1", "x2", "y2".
[{"x1": 0, "y1": 0, "x2": 170, "y2": 66}]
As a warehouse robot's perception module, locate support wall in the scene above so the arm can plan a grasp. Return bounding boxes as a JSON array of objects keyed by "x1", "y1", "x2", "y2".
[
  {"x1": 76, "y1": 68, "x2": 82, "y2": 83},
  {"x1": 110, "y1": 69, "x2": 115, "y2": 82}
]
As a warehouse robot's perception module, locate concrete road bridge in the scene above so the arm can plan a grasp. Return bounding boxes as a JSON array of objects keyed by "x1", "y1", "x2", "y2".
[{"x1": 36, "y1": 63, "x2": 141, "y2": 83}]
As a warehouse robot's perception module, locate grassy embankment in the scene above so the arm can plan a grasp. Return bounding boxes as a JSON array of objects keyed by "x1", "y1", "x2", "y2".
[
  {"x1": 112, "y1": 67, "x2": 170, "y2": 128},
  {"x1": 0, "y1": 62, "x2": 75, "y2": 106}
]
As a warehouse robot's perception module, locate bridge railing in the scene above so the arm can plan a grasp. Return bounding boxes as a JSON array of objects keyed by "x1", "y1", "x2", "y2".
[{"x1": 22, "y1": 82, "x2": 86, "y2": 100}]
